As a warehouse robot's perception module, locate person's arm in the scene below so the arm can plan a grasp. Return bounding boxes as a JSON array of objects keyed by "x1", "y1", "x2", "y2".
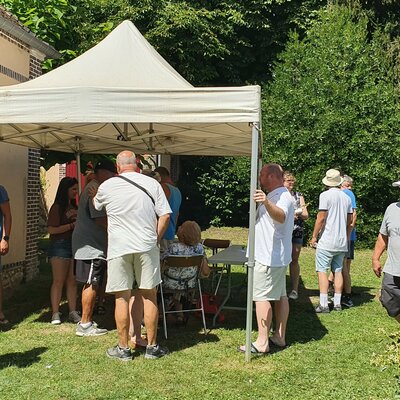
[
  {"x1": 94, "y1": 217, "x2": 107, "y2": 230},
  {"x1": 160, "y1": 182, "x2": 171, "y2": 200},
  {"x1": 48, "y1": 222, "x2": 75, "y2": 235},
  {"x1": 254, "y1": 189, "x2": 286, "y2": 223},
  {"x1": 157, "y1": 214, "x2": 171, "y2": 244},
  {"x1": 346, "y1": 213, "x2": 353, "y2": 240},
  {"x1": 0, "y1": 201, "x2": 12, "y2": 255},
  {"x1": 350, "y1": 209, "x2": 357, "y2": 229},
  {"x1": 299, "y1": 195, "x2": 309, "y2": 220},
  {"x1": 372, "y1": 233, "x2": 388, "y2": 278},
  {"x1": 311, "y1": 210, "x2": 327, "y2": 247}
]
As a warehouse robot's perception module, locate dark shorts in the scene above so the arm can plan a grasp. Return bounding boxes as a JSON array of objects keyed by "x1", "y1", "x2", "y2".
[
  {"x1": 380, "y1": 273, "x2": 400, "y2": 318},
  {"x1": 75, "y1": 259, "x2": 107, "y2": 286},
  {"x1": 346, "y1": 240, "x2": 355, "y2": 260},
  {"x1": 47, "y1": 239, "x2": 73, "y2": 260},
  {"x1": 292, "y1": 237, "x2": 303, "y2": 246}
]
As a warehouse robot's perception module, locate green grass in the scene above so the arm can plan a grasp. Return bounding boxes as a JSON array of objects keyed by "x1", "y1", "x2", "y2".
[{"x1": 0, "y1": 228, "x2": 399, "y2": 399}]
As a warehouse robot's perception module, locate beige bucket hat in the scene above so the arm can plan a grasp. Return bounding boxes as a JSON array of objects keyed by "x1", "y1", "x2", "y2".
[{"x1": 322, "y1": 169, "x2": 343, "y2": 187}]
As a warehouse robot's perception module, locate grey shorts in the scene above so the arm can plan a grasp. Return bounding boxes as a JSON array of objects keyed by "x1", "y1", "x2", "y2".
[
  {"x1": 106, "y1": 245, "x2": 161, "y2": 293},
  {"x1": 380, "y1": 273, "x2": 400, "y2": 318},
  {"x1": 253, "y1": 261, "x2": 287, "y2": 301}
]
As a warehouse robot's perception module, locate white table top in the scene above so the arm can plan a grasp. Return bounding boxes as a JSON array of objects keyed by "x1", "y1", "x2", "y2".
[{"x1": 208, "y1": 245, "x2": 248, "y2": 265}]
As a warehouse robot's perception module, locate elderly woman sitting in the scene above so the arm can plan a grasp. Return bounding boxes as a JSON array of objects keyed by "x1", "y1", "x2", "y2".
[{"x1": 161, "y1": 220, "x2": 209, "y2": 324}]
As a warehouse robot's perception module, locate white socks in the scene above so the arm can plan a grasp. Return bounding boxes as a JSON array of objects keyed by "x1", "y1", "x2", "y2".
[
  {"x1": 319, "y1": 293, "x2": 328, "y2": 307},
  {"x1": 334, "y1": 293, "x2": 342, "y2": 307}
]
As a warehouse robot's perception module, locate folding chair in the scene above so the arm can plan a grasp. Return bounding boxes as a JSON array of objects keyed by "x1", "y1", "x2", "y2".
[
  {"x1": 202, "y1": 239, "x2": 231, "y2": 295},
  {"x1": 159, "y1": 255, "x2": 207, "y2": 339}
]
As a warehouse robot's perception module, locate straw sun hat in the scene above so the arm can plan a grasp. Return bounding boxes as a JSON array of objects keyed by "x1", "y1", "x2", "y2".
[{"x1": 322, "y1": 169, "x2": 344, "y2": 187}]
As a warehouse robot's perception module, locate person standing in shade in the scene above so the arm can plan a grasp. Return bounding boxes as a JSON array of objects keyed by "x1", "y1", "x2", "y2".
[
  {"x1": 239, "y1": 163, "x2": 294, "y2": 354},
  {"x1": 283, "y1": 171, "x2": 309, "y2": 300},
  {"x1": 340, "y1": 175, "x2": 357, "y2": 308},
  {"x1": 47, "y1": 177, "x2": 81, "y2": 325},
  {"x1": 92, "y1": 151, "x2": 171, "y2": 361},
  {"x1": 372, "y1": 179, "x2": 400, "y2": 323},
  {"x1": 0, "y1": 185, "x2": 11, "y2": 325},
  {"x1": 73, "y1": 159, "x2": 116, "y2": 337},
  {"x1": 154, "y1": 166, "x2": 182, "y2": 252},
  {"x1": 311, "y1": 169, "x2": 352, "y2": 313}
]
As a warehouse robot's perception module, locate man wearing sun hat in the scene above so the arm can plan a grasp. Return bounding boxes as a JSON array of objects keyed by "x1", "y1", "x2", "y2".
[
  {"x1": 311, "y1": 169, "x2": 353, "y2": 313},
  {"x1": 372, "y1": 180, "x2": 400, "y2": 323}
]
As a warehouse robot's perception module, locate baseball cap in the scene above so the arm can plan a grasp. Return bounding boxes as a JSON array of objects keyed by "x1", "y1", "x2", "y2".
[
  {"x1": 392, "y1": 181, "x2": 400, "y2": 187},
  {"x1": 94, "y1": 159, "x2": 117, "y2": 174}
]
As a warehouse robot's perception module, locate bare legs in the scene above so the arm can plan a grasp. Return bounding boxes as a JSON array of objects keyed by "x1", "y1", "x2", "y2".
[
  {"x1": 50, "y1": 258, "x2": 77, "y2": 313},
  {"x1": 318, "y1": 271, "x2": 343, "y2": 295},
  {"x1": 129, "y1": 289, "x2": 147, "y2": 345},
  {"x1": 116, "y1": 287, "x2": 158, "y2": 348},
  {"x1": 289, "y1": 244, "x2": 302, "y2": 293},
  {"x1": 81, "y1": 284, "x2": 97, "y2": 324},
  {"x1": 343, "y1": 258, "x2": 352, "y2": 295},
  {"x1": 250, "y1": 297, "x2": 289, "y2": 352}
]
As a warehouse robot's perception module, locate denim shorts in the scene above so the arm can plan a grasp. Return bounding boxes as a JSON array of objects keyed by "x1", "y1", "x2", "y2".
[
  {"x1": 315, "y1": 248, "x2": 345, "y2": 273},
  {"x1": 292, "y1": 237, "x2": 303, "y2": 246},
  {"x1": 47, "y1": 239, "x2": 73, "y2": 260}
]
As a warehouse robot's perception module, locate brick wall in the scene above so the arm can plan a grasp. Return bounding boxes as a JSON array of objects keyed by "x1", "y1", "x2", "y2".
[{"x1": 1, "y1": 27, "x2": 45, "y2": 289}]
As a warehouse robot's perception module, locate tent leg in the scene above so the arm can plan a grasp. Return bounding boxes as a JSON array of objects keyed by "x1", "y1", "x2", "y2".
[
  {"x1": 245, "y1": 122, "x2": 260, "y2": 362},
  {"x1": 76, "y1": 152, "x2": 82, "y2": 195}
]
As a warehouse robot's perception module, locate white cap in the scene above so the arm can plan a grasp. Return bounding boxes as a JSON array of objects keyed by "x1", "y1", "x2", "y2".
[{"x1": 393, "y1": 181, "x2": 400, "y2": 187}]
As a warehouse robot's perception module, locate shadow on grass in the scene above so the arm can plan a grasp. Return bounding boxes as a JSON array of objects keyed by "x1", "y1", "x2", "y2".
[{"x1": 0, "y1": 347, "x2": 47, "y2": 370}]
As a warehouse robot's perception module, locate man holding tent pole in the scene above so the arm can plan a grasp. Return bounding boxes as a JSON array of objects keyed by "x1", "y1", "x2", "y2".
[{"x1": 240, "y1": 163, "x2": 294, "y2": 354}]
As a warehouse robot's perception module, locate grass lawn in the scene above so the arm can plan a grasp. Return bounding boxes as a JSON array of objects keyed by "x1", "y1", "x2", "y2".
[{"x1": 0, "y1": 227, "x2": 399, "y2": 399}]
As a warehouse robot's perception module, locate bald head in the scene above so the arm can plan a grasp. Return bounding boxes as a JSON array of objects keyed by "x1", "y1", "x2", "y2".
[
  {"x1": 260, "y1": 163, "x2": 284, "y2": 192},
  {"x1": 116, "y1": 150, "x2": 137, "y2": 173}
]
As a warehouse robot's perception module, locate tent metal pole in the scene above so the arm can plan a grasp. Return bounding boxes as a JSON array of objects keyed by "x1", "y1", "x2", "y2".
[
  {"x1": 245, "y1": 122, "x2": 260, "y2": 362},
  {"x1": 76, "y1": 152, "x2": 82, "y2": 195}
]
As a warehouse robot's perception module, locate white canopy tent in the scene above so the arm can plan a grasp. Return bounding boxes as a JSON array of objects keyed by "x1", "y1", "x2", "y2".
[{"x1": 0, "y1": 20, "x2": 262, "y2": 361}]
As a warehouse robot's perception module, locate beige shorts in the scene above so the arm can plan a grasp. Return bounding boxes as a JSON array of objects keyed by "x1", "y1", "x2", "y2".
[
  {"x1": 253, "y1": 261, "x2": 287, "y2": 301},
  {"x1": 106, "y1": 246, "x2": 161, "y2": 293}
]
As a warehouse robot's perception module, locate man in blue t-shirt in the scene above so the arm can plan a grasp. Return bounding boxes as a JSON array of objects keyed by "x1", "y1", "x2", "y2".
[
  {"x1": 154, "y1": 166, "x2": 182, "y2": 252},
  {"x1": 341, "y1": 175, "x2": 357, "y2": 308},
  {"x1": 0, "y1": 185, "x2": 12, "y2": 324}
]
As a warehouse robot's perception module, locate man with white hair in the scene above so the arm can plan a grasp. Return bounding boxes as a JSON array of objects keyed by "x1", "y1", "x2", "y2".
[
  {"x1": 340, "y1": 174, "x2": 357, "y2": 307},
  {"x1": 372, "y1": 180, "x2": 400, "y2": 323},
  {"x1": 311, "y1": 169, "x2": 352, "y2": 313},
  {"x1": 92, "y1": 150, "x2": 171, "y2": 360}
]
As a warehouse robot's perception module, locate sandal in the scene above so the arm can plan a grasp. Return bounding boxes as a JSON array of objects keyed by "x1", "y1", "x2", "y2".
[{"x1": 238, "y1": 343, "x2": 269, "y2": 356}]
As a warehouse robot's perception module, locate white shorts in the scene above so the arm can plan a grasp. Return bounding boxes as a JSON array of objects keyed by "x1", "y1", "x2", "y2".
[
  {"x1": 253, "y1": 261, "x2": 287, "y2": 301},
  {"x1": 106, "y1": 246, "x2": 161, "y2": 293}
]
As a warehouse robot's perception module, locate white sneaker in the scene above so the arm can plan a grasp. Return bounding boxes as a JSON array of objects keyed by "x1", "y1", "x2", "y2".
[
  {"x1": 288, "y1": 290, "x2": 298, "y2": 300},
  {"x1": 51, "y1": 312, "x2": 62, "y2": 325},
  {"x1": 68, "y1": 311, "x2": 81, "y2": 323}
]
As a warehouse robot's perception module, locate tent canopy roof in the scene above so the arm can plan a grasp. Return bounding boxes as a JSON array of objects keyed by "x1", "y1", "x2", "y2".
[{"x1": 0, "y1": 20, "x2": 261, "y2": 156}]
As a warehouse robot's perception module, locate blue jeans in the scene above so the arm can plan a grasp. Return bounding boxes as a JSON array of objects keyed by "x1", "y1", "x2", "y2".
[{"x1": 47, "y1": 239, "x2": 73, "y2": 260}]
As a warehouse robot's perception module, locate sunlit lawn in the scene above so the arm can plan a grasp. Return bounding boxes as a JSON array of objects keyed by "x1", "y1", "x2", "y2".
[{"x1": 0, "y1": 228, "x2": 399, "y2": 399}]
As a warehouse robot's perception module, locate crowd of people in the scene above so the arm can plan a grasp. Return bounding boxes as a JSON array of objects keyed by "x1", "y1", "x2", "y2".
[{"x1": 1, "y1": 156, "x2": 399, "y2": 360}]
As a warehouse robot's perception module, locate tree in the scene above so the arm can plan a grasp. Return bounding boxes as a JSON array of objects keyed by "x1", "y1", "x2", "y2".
[{"x1": 263, "y1": 2, "x2": 400, "y2": 246}]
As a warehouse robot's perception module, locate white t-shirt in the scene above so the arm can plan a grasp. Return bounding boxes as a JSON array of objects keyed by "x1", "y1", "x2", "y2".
[
  {"x1": 94, "y1": 172, "x2": 172, "y2": 259},
  {"x1": 254, "y1": 186, "x2": 294, "y2": 267},
  {"x1": 317, "y1": 188, "x2": 352, "y2": 252}
]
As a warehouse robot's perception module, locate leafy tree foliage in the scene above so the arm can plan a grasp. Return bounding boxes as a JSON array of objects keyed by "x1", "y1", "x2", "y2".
[{"x1": 263, "y1": 3, "x2": 400, "y2": 246}]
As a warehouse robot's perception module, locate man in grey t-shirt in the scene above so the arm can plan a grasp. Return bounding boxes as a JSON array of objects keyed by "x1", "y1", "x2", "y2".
[
  {"x1": 72, "y1": 159, "x2": 116, "y2": 336},
  {"x1": 372, "y1": 181, "x2": 400, "y2": 322}
]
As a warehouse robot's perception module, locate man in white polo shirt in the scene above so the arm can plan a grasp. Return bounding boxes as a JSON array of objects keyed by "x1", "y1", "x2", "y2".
[
  {"x1": 311, "y1": 169, "x2": 352, "y2": 313},
  {"x1": 92, "y1": 151, "x2": 171, "y2": 361},
  {"x1": 240, "y1": 163, "x2": 294, "y2": 354}
]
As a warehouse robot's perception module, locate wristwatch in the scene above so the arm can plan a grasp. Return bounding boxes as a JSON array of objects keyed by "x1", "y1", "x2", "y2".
[{"x1": 2, "y1": 236, "x2": 9, "y2": 241}]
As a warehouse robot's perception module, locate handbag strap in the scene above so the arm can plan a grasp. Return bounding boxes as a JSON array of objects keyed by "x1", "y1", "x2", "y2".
[{"x1": 116, "y1": 175, "x2": 155, "y2": 205}]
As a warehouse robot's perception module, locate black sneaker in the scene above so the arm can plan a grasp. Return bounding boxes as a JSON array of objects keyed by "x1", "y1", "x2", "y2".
[
  {"x1": 145, "y1": 344, "x2": 170, "y2": 359},
  {"x1": 106, "y1": 345, "x2": 132, "y2": 361},
  {"x1": 342, "y1": 295, "x2": 354, "y2": 308}
]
